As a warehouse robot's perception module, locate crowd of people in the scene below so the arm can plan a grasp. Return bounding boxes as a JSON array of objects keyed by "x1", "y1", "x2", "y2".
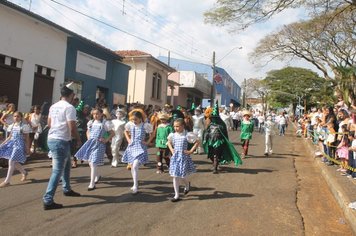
[
  {"x1": 1, "y1": 84, "x2": 354, "y2": 210},
  {"x1": 0, "y1": 83, "x2": 245, "y2": 209},
  {"x1": 296, "y1": 96, "x2": 356, "y2": 180}
]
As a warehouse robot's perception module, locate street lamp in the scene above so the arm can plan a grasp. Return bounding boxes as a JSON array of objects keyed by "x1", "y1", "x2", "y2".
[{"x1": 210, "y1": 46, "x2": 243, "y2": 106}]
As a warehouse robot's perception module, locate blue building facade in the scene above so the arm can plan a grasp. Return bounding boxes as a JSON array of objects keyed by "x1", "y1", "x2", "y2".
[
  {"x1": 65, "y1": 37, "x2": 130, "y2": 108},
  {"x1": 158, "y1": 56, "x2": 241, "y2": 107}
]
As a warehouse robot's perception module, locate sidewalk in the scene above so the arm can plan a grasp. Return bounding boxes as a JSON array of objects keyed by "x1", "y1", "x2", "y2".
[{"x1": 301, "y1": 131, "x2": 356, "y2": 234}]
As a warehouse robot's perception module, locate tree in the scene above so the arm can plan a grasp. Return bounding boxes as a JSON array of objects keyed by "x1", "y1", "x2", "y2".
[
  {"x1": 250, "y1": 7, "x2": 356, "y2": 105},
  {"x1": 242, "y1": 78, "x2": 269, "y2": 112},
  {"x1": 204, "y1": 0, "x2": 356, "y2": 31},
  {"x1": 263, "y1": 67, "x2": 334, "y2": 110}
]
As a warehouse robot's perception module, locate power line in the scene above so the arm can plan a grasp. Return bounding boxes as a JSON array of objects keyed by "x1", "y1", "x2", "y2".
[
  {"x1": 109, "y1": 0, "x2": 210, "y2": 61},
  {"x1": 45, "y1": 0, "x2": 211, "y2": 64}
]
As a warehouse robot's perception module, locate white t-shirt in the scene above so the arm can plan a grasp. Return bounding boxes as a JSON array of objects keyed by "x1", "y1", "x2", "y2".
[
  {"x1": 47, "y1": 100, "x2": 77, "y2": 141},
  {"x1": 352, "y1": 139, "x2": 356, "y2": 159}
]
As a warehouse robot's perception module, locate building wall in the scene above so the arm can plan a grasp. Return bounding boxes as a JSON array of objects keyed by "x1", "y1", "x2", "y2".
[
  {"x1": 158, "y1": 56, "x2": 242, "y2": 107},
  {"x1": 125, "y1": 60, "x2": 148, "y2": 104},
  {"x1": 144, "y1": 63, "x2": 168, "y2": 108},
  {"x1": 124, "y1": 58, "x2": 170, "y2": 108},
  {"x1": 65, "y1": 37, "x2": 130, "y2": 108},
  {"x1": 0, "y1": 4, "x2": 67, "y2": 112}
]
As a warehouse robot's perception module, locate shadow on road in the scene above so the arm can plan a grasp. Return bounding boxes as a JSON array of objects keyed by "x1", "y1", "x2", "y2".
[
  {"x1": 222, "y1": 167, "x2": 274, "y2": 175},
  {"x1": 186, "y1": 191, "x2": 254, "y2": 201},
  {"x1": 250, "y1": 155, "x2": 287, "y2": 159}
]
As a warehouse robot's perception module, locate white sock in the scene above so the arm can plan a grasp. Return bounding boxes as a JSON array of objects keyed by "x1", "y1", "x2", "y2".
[
  {"x1": 173, "y1": 177, "x2": 180, "y2": 199},
  {"x1": 89, "y1": 162, "x2": 97, "y2": 188},
  {"x1": 180, "y1": 177, "x2": 189, "y2": 190},
  {"x1": 131, "y1": 159, "x2": 139, "y2": 190},
  {"x1": 15, "y1": 162, "x2": 26, "y2": 175},
  {"x1": 4, "y1": 160, "x2": 16, "y2": 183}
]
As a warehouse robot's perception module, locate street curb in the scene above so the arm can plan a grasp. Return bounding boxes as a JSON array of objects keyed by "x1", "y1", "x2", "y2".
[{"x1": 302, "y1": 136, "x2": 356, "y2": 234}]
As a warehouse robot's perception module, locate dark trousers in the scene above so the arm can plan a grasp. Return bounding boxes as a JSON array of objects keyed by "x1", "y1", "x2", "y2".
[
  {"x1": 208, "y1": 146, "x2": 223, "y2": 171},
  {"x1": 156, "y1": 148, "x2": 170, "y2": 171}
]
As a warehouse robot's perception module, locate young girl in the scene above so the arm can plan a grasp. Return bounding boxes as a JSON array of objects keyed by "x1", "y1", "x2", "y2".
[
  {"x1": 167, "y1": 118, "x2": 199, "y2": 202},
  {"x1": 0, "y1": 111, "x2": 31, "y2": 187},
  {"x1": 336, "y1": 124, "x2": 349, "y2": 174},
  {"x1": 75, "y1": 108, "x2": 114, "y2": 191},
  {"x1": 0, "y1": 103, "x2": 16, "y2": 138},
  {"x1": 240, "y1": 110, "x2": 254, "y2": 158},
  {"x1": 122, "y1": 109, "x2": 154, "y2": 194}
]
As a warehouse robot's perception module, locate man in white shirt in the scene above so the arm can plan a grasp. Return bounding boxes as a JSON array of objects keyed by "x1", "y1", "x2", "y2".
[{"x1": 43, "y1": 83, "x2": 82, "y2": 210}]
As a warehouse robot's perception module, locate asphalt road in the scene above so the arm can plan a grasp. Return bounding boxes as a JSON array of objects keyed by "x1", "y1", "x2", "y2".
[{"x1": 0, "y1": 126, "x2": 353, "y2": 236}]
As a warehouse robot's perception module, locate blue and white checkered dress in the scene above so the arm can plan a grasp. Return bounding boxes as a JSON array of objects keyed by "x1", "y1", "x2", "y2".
[
  {"x1": 169, "y1": 132, "x2": 196, "y2": 178},
  {"x1": 75, "y1": 120, "x2": 107, "y2": 165},
  {"x1": 122, "y1": 123, "x2": 149, "y2": 165},
  {"x1": 0, "y1": 123, "x2": 30, "y2": 163}
]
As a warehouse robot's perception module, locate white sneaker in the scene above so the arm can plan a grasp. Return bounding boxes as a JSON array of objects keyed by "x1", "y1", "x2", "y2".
[{"x1": 130, "y1": 186, "x2": 138, "y2": 194}]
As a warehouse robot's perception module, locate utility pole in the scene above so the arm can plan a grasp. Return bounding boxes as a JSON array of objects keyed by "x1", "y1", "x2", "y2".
[
  {"x1": 210, "y1": 51, "x2": 216, "y2": 107},
  {"x1": 242, "y1": 78, "x2": 246, "y2": 108}
]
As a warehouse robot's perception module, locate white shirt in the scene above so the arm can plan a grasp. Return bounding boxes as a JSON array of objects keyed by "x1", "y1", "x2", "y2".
[
  {"x1": 278, "y1": 116, "x2": 287, "y2": 125},
  {"x1": 7, "y1": 122, "x2": 31, "y2": 134},
  {"x1": 264, "y1": 120, "x2": 274, "y2": 135},
  {"x1": 47, "y1": 100, "x2": 77, "y2": 141},
  {"x1": 124, "y1": 121, "x2": 153, "y2": 134}
]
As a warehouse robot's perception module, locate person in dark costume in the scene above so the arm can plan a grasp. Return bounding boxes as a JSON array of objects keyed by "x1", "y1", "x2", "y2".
[{"x1": 203, "y1": 102, "x2": 242, "y2": 174}]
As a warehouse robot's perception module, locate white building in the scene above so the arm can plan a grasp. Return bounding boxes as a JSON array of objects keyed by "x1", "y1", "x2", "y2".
[
  {"x1": 0, "y1": 1, "x2": 67, "y2": 112},
  {"x1": 116, "y1": 50, "x2": 175, "y2": 108}
]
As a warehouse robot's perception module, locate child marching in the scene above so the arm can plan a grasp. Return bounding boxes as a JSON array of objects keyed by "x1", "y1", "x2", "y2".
[
  {"x1": 155, "y1": 112, "x2": 173, "y2": 174},
  {"x1": 240, "y1": 110, "x2": 254, "y2": 158},
  {"x1": 0, "y1": 111, "x2": 31, "y2": 187},
  {"x1": 75, "y1": 108, "x2": 115, "y2": 191},
  {"x1": 110, "y1": 108, "x2": 127, "y2": 168},
  {"x1": 167, "y1": 118, "x2": 199, "y2": 202},
  {"x1": 192, "y1": 105, "x2": 205, "y2": 154},
  {"x1": 203, "y1": 102, "x2": 242, "y2": 174},
  {"x1": 264, "y1": 115, "x2": 274, "y2": 156},
  {"x1": 122, "y1": 109, "x2": 154, "y2": 194}
]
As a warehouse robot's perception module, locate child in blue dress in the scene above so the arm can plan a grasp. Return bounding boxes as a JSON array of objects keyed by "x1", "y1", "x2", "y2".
[
  {"x1": 75, "y1": 108, "x2": 114, "y2": 191},
  {"x1": 0, "y1": 111, "x2": 31, "y2": 187},
  {"x1": 122, "y1": 109, "x2": 154, "y2": 194},
  {"x1": 167, "y1": 118, "x2": 199, "y2": 202}
]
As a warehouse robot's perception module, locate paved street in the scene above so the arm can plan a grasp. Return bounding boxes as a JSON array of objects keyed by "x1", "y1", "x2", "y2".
[{"x1": 0, "y1": 126, "x2": 353, "y2": 236}]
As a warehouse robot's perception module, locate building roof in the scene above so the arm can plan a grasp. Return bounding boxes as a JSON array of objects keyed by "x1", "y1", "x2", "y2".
[
  {"x1": 116, "y1": 50, "x2": 151, "y2": 57},
  {"x1": 116, "y1": 50, "x2": 176, "y2": 73},
  {"x1": 1, "y1": 0, "x2": 123, "y2": 61}
]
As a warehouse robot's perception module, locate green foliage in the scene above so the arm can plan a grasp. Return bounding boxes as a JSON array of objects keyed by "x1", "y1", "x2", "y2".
[{"x1": 264, "y1": 67, "x2": 334, "y2": 109}]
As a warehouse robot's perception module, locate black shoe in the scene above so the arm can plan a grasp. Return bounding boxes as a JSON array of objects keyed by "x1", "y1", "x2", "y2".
[
  {"x1": 43, "y1": 202, "x2": 63, "y2": 210},
  {"x1": 94, "y1": 176, "x2": 101, "y2": 184},
  {"x1": 264, "y1": 153, "x2": 268, "y2": 156},
  {"x1": 184, "y1": 182, "x2": 191, "y2": 195},
  {"x1": 171, "y1": 198, "x2": 181, "y2": 202},
  {"x1": 63, "y1": 190, "x2": 81, "y2": 197},
  {"x1": 88, "y1": 186, "x2": 96, "y2": 191},
  {"x1": 213, "y1": 170, "x2": 218, "y2": 174}
]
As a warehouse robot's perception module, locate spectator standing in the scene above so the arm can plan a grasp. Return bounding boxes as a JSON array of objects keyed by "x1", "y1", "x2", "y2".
[{"x1": 42, "y1": 83, "x2": 82, "y2": 210}]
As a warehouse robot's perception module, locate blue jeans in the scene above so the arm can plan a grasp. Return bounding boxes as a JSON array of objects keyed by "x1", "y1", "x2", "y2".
[
  {"x1": 279, "y1": 124, "x2": 286, "y2": 135},
  {"x1": 43, "y1": 139, "x2": 72, "y2": 204}
]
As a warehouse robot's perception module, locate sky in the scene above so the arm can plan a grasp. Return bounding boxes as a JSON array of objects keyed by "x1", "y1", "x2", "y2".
[{"x1": 9, "y1": 0, "x2": 318, "y2": 85}]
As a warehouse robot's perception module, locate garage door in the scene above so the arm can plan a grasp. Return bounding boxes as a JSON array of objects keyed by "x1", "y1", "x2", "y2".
[
  {"x1": 0, "y1": 64, "x2": 21, "y2": 108},
  {"x1": 32, "y1": 73, "x2": 54, "y2": 106}
]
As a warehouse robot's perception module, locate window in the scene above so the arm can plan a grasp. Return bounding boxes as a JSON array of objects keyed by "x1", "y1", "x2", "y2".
[{"x1": 151, "y1": 72, "x2": 162, "y2": 100}]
